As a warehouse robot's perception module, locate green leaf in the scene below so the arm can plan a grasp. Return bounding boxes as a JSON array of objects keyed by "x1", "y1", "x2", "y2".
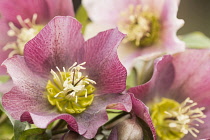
[
  {"x1": 18, "y1": 128, "x2": 50, "y2": 140},
  {"x1": 13, "y1": 120, "x2": 27, "y2": 140},
  {"x1": 180, "y1": 32, "x2": 210, "y2": 49},
  {"x1": 75, "y1": 5, "x2": 90, "y2": 34},
  {"x1": 0, "y1": 75, "x2": 10, "y2": 83},
  {"x1": 106, "y1": 109, "x2": 124, "y2": 121}
]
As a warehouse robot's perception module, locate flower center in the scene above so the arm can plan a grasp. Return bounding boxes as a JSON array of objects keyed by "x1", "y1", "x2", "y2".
[
  {"x1": 3, "y1": 14, "x2": 44, "y2": 57},
  {"x1": 46, "y1": 62, "x2": 96, "y2": 114},
  {"x1": 151, "y1": 98, "x2": 206, "y2": 140},
  {"x1": 118, "y1": 5, "x2": 160, "y2": 47}
]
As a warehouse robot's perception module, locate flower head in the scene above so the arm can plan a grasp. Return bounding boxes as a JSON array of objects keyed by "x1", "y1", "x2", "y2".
[
  {"x1": 2, "y1": 16, "x2": 132, "y2": 139},
  {"x1": 129, "y1": 50, "x2": 210, "y2": 139},
  {"x1": 0, "y1": 0, "x2": 75, "y2": 75},
  {"x1": 83, "y1": 0, "x2": 185, "y2": 70}
]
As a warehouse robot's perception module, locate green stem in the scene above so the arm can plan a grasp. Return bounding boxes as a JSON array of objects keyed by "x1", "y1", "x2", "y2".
[
  {"x1": 52, "y1": 129, "x2": 69, "y2": 135},
  {"x1": 0, "y1": 113, "x2": 8, "y2": 124}
]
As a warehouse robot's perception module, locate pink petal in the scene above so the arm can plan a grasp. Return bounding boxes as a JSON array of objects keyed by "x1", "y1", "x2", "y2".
[
  {"x1": 2, "y1": 55, "x2": 49, "y2": 120},
  {"x1": 83, "y1": 0, "x2": 141, "y2": 25},
  {"x1": 0, "y1": 80, "x2": 13, "y2": 94},
  {"x1": 24, "y1": 16, "x2": 84, "y2": 77},
  {"x1": 0, "y1": 0, "x2": 74, "y2": 26},
  {"x1": 84, "y1": 28, "x2": 127, "y2": 95},
  {"x1": 128, "y1": 55, "x2": 174, "y2": 103},
  {"x1": 130, "y1": 93, "x2": 156, "y2": 140},
  {"x1": 160, "y1": 0, "x2": 185, "y2": 53},
  {"x1": 20, "y1": 93, "x2": 132, "y2": 139},
  {"x1": 76, "y1": 93, "x2": 132, "y2": 139},
  {"x1": 45, "y1": 0, "x2": 75, "y2": 18},
  {"x1": 129, "y1": 50, "x2": 210, "y2": 139},
  {"x1": 0, "y1": 20, "x2": 15, "y2": 75}
]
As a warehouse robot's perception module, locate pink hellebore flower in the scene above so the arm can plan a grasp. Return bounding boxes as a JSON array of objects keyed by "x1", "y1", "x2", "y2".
[
  {"x1": 0, "y1": 0, "x2": 75, "y2": 75},
  {"x1": 2, "y1": 17, "x2": 132, "y2": 139},
  {"x1": 83, "y1": 0, "x2": 185, "y2": 70},
  {"x1": 129, "y1": 50, "x2": 210, "y2": 139}
]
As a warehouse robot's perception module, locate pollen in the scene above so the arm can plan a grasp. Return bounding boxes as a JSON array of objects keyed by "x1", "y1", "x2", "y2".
[
  {"x1": 46, "y1": 62, "x2": 96, "y2": 114},
  {"x1": 3, "y1": 14, "x2": 44, "y2": 57},
  {"x1": 151, "y1": 98, "x2": 206, "y2": 140},
  {"x1": 118, "y1": 5, "x2": 160, "y2": 47}
]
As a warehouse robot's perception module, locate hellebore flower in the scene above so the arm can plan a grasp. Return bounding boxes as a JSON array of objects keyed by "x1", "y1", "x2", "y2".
[
  {"x1": 129, "y1": 50, "x2": 210, "y2": 139},
  {"x1": 82, "y1": 0, "x2": 185, "y2": 70},
  {"x1": 2, "y1": 16, "x2": 132, "y2": 139},
  {"x1": 0, "y1": 0, "x2": 75, "y2": 75}
]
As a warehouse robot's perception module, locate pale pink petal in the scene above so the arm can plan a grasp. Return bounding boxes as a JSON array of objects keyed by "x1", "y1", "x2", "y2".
[
  {"x1": 2, "y1": 55, "x2": 50, "y2": 120},
  {"x1": 160, "y1": 0, "x2": 185, "y2": 53},
  {"x1": 0, "y1": 80, "x2": 13, "y2": 94},
  {"x1": 83, "y1": 0, "x2": 141, "y2": 25},
  {"x1": 24, "y1": 16, "x2": 84, "y2": 77},
  {"x1": 83, "y1": 28, "x2": 126, "y2": 95}
]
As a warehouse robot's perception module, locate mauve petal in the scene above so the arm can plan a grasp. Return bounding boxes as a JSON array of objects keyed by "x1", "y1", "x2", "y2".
[
  {"x1": 130, "y1": 93, "x2": 156, "y2": 140},
  {"x1": 83, "y1": 28, "x2": 126, "y2": 95},
  {"x1": 0, "y1": 0, "x2": 74, "y2": 26},
  {"x1": 167, "y1": 50, "x2": 210, "y2": 138},
  {"x1": 21, "y1": 112, "x2": 82, "y2": 134},
  {"x1": 24, "y1": 16, "x2": 84, "y2": 77},
  {"x1": 2, "y1": 55, "x2": 50, "y2": 120},
  {"x1": 0, "y1": 0, "x2": 49, "y2": 25},
  {"x1": 75, "y1": 93, "x2": 132, "y2": 139},
  {"x1": 128, "y1": 55, "x2": 175, "y2": 103},
  {"x1": 20, "y1": 93, "x2": 131, "y2": 139},
  {"x1": 83, "y1": 0, "x2": 141, "y2": 25},
  {"x1": 129, "y1": 50, "x2": 210, "y2": 139},
  {"x1": 45, "y1": 0, "x2": 75, "y2": 18}
]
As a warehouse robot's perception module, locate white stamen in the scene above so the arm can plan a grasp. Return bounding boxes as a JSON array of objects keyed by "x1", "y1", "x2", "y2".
[
  {"x1": 52, "y1": 62, "x2": 96, "y2": 103},
  {"x1": 165, "y1": 98, "x2": 206, "y2": 137}
]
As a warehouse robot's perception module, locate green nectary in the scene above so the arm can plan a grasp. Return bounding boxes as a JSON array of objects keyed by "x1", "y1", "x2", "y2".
[{"x1": 46, "y1": 62, "x2": 96, "y2": 114}]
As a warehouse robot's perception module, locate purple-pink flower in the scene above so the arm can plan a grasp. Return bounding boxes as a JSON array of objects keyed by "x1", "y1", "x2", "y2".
[
  {"x1": 2, "y1": 16, "x2": 132, "y2": 139},
  {"x1": 83, "y1": 0, "x2": 185, "y2": 70},
  {"x1": 129, "y1": 49, "x2": 210, "y2": 139},
  {"x1": 0, "y1": 0, "x2": 75, "y2": 75}
]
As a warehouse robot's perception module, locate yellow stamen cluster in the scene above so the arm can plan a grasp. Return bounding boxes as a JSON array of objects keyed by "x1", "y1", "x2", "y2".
[
  {"x1": 3, "y1": 14, "x2": 43, "y2": 57},
  {"x1": 164, "y1": 98, "x2": 206, "y2": 137},
  {"x1": 46, "y1": 62, "x2": 96, "y2": 114},
  {"x1": 118, "y1": 5, "x2": 160, "y2": 47},
  {"x1": 151, "y1": 98, "x2": 206, "y2": 140}
]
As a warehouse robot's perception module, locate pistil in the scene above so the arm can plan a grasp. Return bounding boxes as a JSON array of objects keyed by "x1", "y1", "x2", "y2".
[{"x1": 46, "y1": 62, "x2": 96, "y2": 114}]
